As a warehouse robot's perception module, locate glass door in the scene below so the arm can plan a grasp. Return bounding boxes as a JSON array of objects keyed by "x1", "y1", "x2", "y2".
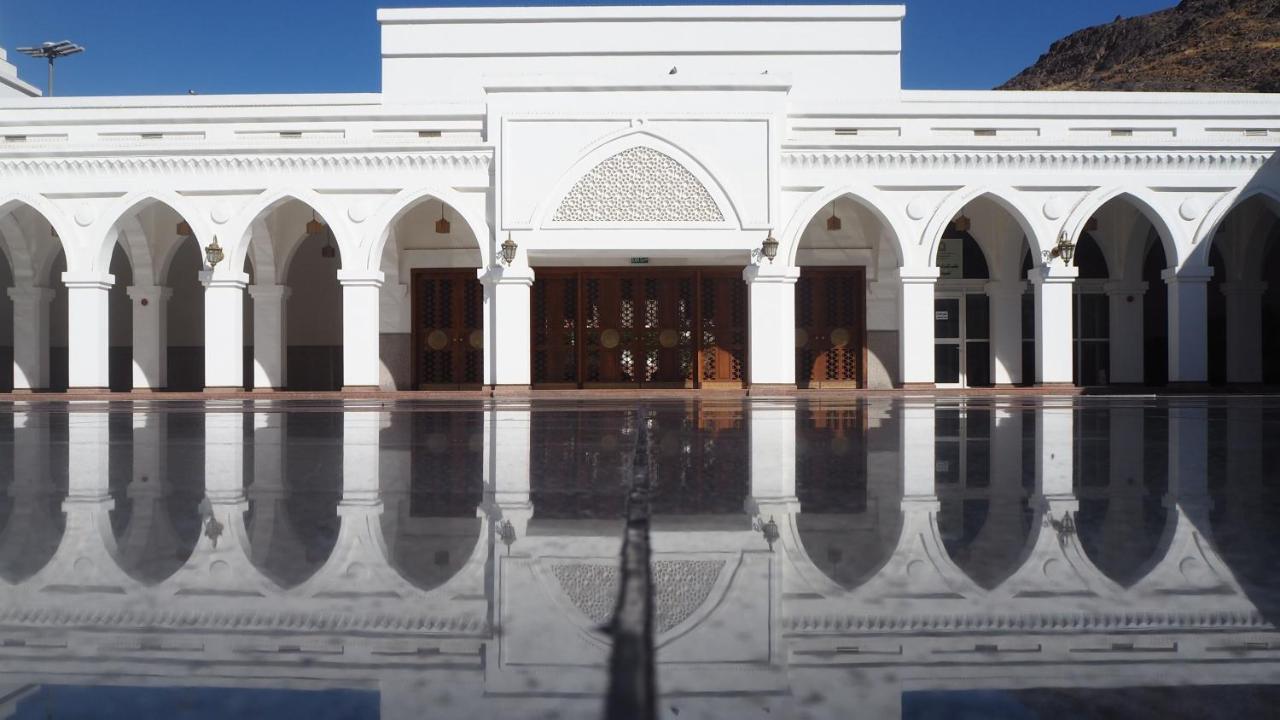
[{"x1": 935, "y1": 297, "x2": 962, "y2": 386}]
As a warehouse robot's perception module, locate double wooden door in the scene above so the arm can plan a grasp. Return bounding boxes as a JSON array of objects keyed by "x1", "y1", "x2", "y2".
[
  {"x1": 795, "y1": 269, "x2": 867, "y2": 388},
  {"x1": 412, "y1": 270, "x2": 483, "y2": 389},
  {"x1": 532, "y1": 269, "x2": 746, "y2": 389}
]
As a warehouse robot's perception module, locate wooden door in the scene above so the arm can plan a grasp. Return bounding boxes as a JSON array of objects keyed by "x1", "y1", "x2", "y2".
[
  {"x1": 532, "y1": 274, "x2": 579, "y2": 387},
  {"x1": 582, "y1": 272, "x2": 695, "y2": 388},
  {"x1": 698, "y1": 271, "x2": 747, "y2": 388},
  {"x1": 412, "y1": 270, "x2": 483, "y2": 389},
  {"x1": 795, "y1": 269, "x2": 866, "y2": 388}
]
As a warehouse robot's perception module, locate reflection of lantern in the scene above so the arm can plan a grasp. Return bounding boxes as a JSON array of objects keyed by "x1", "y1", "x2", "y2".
[
  {"x1": 497, "y1": 519, "x2": 517, "y2": 554},
  {"x1": 761, "y1": 517, "x2": 780, "y2": 551}
]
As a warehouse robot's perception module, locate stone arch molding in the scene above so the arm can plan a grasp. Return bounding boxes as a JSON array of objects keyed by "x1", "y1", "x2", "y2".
[
  {"x1": 364, "y1": 185, "x2": 492, "y2": 271},
  {"x1": 922, "y1": 185, "x2": 1045, "y2": 270},
  {"x1": 1059, "y1": 186, "x2": 1187, "y2": 270},
  {"x1": 535, "y1": 131, "x2": 739, "y2": 229},
  {"x1": 1187, "y1": 183, "x2": 1280, "y2": 270},
  {"x1": 780, "y1": 183, "x2": 912, "y2": 268}
]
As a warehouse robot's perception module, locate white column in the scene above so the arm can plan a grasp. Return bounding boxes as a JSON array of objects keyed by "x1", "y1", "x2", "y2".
[
  {"x1": 1035, "y1": 400, "x2": 1075, "y2": 501},
  {"x1": 127, "y1": 285, "x2": 171, "y2": 391},
  {"x1": 1164, "y1": 266, "x2": 1212, "y2": 385},
  {"x1": 742, "y1": 262, "x2": 799, "y2": 387},
  {"x1": 747, "y1": 400, "x2": 798, "y2": 515},
  {"x1": 985, "y1": 280, "x2": 1025, "y2": 386},
  {"x1": 483, "y1": 406, "x2": 532, "y2": 537},
  {"x1": 61, "y1": 272, "x2": 115, "y2": 391},
  {"x1": 1029, "y1": 264, "x2": 1078, "y2": 385},
  {"x1": 201, "y1": 271, "x2": 248, "y2": 391},
  {"x1": 336, "y1": 270, "x2": 384, "y2": 390},
  {"x1": 8, "y1": 286, "x2": 54, "y2": 391},
  {"x1": 899, "y1": 268, "x2": 938, "y2": 388},
  {"x1": 900, "y1": 400, "x2": 937, "y2": 499},
  {"x1": 480, "y1": 264, "x2": 535, "y2": 388},
  {"x1": 1221, "y1": 281, "x2": 1267, "y2": 384},
  {"x1": 1104, "y1": 281, "x2": 1146, "y2": 384},
  {"x1": 342, "y1": 411, "x2": 383, "y2": 505},
  {"x1": 248, "y1": 284, "x2": 290, "y2": 390}
]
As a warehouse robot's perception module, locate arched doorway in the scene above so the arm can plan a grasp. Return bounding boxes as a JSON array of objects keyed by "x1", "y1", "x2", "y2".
[
  {"x1": 792, "y1": 194, "x2": 901, "y2": 389},
  {"x1": 0, "y1": 201, "x2": 66, "y2": 392}
]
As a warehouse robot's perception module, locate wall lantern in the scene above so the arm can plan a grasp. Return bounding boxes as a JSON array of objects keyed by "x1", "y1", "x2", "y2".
[
  {"x1": 951, "y1": 213, "x2": 971, "y2": 234},
  {"x1": 497, "y1": 519, "x2": 517, "y2": 554},
  {"x1": 761, "y1": 230, "x2": 779, "y2": 264},
  {"x1": 761, "y1": 516, "x2": 780, "y2": 551},
  {"x1": 435, "y1": 202, "x2": 451, "y2": 235},
  {"x1": 500, "y1": 232, "x2": 518, "y2": 266},
  {"x1": 176, "y1": 220, "x2": 192, "y2": 237},
  {"x1": 204, "y1": 236, "x2": 224, "y2": 268},
  {"x1": 1043, "y1": 230, "x2": 1077, "y2": 267},
  {"x1": 826, "y1": 202, "x2": 842, "y2": 232}
]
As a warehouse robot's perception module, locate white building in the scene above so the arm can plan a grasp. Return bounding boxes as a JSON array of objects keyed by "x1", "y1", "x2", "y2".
[{"x1": 0, "y1": 4, "x2": 1278, "y2": 393}]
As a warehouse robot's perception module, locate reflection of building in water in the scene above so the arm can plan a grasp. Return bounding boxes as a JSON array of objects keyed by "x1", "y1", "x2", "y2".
[{"x1": 0, "y1": 400, "x2": 1275, "y2": 719}]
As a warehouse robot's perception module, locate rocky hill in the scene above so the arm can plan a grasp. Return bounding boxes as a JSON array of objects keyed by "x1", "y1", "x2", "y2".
[{"x1": 1000, "y1": 0, "x2": 1280, "y2": 92}]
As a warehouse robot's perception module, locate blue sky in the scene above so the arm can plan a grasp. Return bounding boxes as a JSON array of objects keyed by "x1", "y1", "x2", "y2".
[{"x1": 0, "y1": 0, "x2": 1174, "y2": 96}]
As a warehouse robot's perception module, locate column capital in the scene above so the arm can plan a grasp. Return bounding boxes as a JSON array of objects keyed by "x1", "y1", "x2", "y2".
[
  {"x1": 1103, "y1": 281, "x2": 1148, "y2": 296},
  {"x1": 336, "y1": 269, "x2": 385, "y2": 288},
  {"x1": 126, "y1": 285, "x2": 173, "y2": 302},
  {"x1": 742, "y1": 263, "x2": 800, "y2": 284},
  {"x1": 7, "y1": 286, "x2": 55, "y2": 304},
  {"x1": 199, "y1": 270, "x2": 250, "y2": 289},
  {"x1": 1028, "y1": 265, "x2": 1078, "y2": 284},
  {"x1": 60, "y1": 272, "x2": 115, "y2": 290},
  {"x1": 1161, "y1": 266, "x2": 1213, "y2": 283},
  {"x1": 479, "y1": 264, "x2": 535, "y2": 286},
  {"x1": 247, "y1": 283, "x2": 292, "y2": 300},
  {"x1": 898, "y1": 267, "x2": 940, "y2": 284}
]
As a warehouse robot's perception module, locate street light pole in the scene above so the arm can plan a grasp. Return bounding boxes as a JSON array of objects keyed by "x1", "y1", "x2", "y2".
[{"x1": 16, "y1": 41, "x2": 85, "y2": 97}]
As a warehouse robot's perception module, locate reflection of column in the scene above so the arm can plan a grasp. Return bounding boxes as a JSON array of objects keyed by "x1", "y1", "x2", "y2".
[
  {"x1": 127, "y1": 285, "x2": 171, "y2": 390},
  {"x1": 747, "y1": 400, "x2": 798, "y2": 516},
  {"x1": 1035, "y1": 400, "x2": 1075, "y2": 502},
  {"x1": 50, "y1": 411, "x2": 130, "y2": 588},
  {"x1": 1105, "y1": 282, "x2": 1146, "y2": 384},
  {"x1": 966, "y1": 408, "x2": 1025, "y2": 561},
  {"x1": 248, "y1": 412, "x2": 299, "y2": 568},
  {"x1": 9, "y1": 286, "x2": 54, "y2": 391},
  {"x1": 1164, "y1": 267, "x2": 1212, "y2": 385},
  {"x1": 1221, "y1": 281, "x2": 1267, "y2": 384},
  {"x1": 248, "y1": 284, "x2": 289, "y2": 390},
  {"x1": 1098, "y1": 405, "x2": 1146, "y2": 555},
  {"x1": 1167, "y1": 403, "x2": 1209, "y2": 518},
  {"x1": 484, "y1": 407, "x2": 532, "y2": 535},
  {"x1": 337, "y1": 270, "x2": 383, "y2": 390},
  {"x1": 481, "y1": 264, "x2": 535, "y2": 389},
  {"x1": 900, "y1": 401, "x2": 937, "y2": 499},
  {"x1": 899, "y1": 269, "x2": 937, "y2": 388},
  {"x1": 201, "y1": 271, "x2": 248, "y2": 391},
  {"x1": 62, "y1": 272, "x2": 115, "y2": 391},
  {"x1": 1029, "y1": 265, "x2": 1077, "y2": 386},
  {"x1": 743, "y1": 263, "x2": 799, "y2": 388},
  {"x1": 986, "y1": 281, "x2": 1025, "y2": 386},
  {"x1": 116, "y1": 412, "x2": 177, "y2": 580}
]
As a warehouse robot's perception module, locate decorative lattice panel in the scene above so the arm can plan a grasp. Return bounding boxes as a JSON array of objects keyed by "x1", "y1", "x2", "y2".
[{"x1": 552, "y1": 146, "x2": 724, "y2": 223}]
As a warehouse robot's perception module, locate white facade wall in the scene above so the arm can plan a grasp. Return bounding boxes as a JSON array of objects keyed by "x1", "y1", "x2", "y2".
[{"x1": 0, "y1": 4, "x2": 1276, "y2": 391}]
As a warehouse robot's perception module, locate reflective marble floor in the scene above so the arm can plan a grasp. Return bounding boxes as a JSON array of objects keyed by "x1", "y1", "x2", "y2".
[{"x1": 0, "y1": 396, "x2": 1277, "y2": 719}]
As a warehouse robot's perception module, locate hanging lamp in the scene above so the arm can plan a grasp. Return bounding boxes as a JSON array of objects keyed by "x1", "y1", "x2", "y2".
[
  {"x1": 826, "y1": 202, "x2": 842, "y2": 231},
  {"x1": 435, "y1": 202, "x2": 451, "y2": 235}
]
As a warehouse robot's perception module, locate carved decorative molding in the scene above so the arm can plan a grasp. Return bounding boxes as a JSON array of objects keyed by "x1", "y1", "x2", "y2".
[
  {"x1": 782, "y1": 150, "x2": 1271, "y2": 173},
  {"x1": 784, "y1": 610, "x2": 1271, "y2": 634},
  {"x1": 553, "y1": 559, "x2": 725, "y2": 634},
  {"x1": 0, "y1": 604, "x2": 490, "y2": 634},
  {"x1": 552, "y1": 146, "x2": 724, "y2": 223},
  {"x1": 0, "y1": 150, "x2": 492, "y2": 179}
]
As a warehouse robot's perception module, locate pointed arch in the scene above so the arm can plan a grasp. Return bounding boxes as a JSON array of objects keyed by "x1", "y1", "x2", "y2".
[
  {"x1": 531, "y1": 129, "x2": 741, "y2": 229},
  {"x1": 365, "y1": 185, "x2": 490, "y2": 272},
  {"x1": 1060, "y1": 187, "x2": 1184, "y2": 271},
  {"x1": 94, "y1": 191, "x2": 206, "y2": 282},
  {"x1": 0, "y1": 195, "x2": 73, "y2": 283},
  {"x1": 1191, "y1": 184, "x2": 1280, "y2": 273},
  {"x1": 923, "y1": 186, "x2": 1042, "y2": 270},
  {"x1": 780, "y1": 183, "x2": 909, "y2": 268},
  {"x1": 225, "y1": 189, "x2": 351, "y2": 277}
]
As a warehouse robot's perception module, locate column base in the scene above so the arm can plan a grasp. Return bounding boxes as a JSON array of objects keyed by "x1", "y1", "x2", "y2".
[
  {"x1": 66, "y1": 387, "x2": 109, "y2": 395},
  {"x1": 341, "y1": 385, "x2": 381, "y2": 392},
  {"x1": 251, "y1": 387, "x2": 287, "y2": 393},
  {"x1": 203, "y1": 387, "x2": 245, "y2": 395},
  {"x1": 490, "y1": 385, "x2": 532, "y2": 397},
  {"x1": 747, "y1": 384, "x2": 797, "y2": 396},
  {"x1": 10, "y1": 388, "x2": 48, "y2": 394},
  {"x1": 900, "y1": 382, "x2": 936, "y2": 391},
  {"x1": 1166, "y1": 382, "x2": 1211, "y2": 392},
  {"x1": 1035, "y1": 383, "x2": 1077, "y2": 391}
]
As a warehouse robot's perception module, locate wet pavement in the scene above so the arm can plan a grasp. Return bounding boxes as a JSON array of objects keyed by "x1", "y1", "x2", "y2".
[{"x1": 0, "y1": 395, "x2": 1276, "y2": 719}]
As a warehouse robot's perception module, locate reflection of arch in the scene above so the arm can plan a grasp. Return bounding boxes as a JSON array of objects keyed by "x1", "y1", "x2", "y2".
[
  {"x1": 781, "y1": 184, "x2": 909, "y2": 268},
  {"x1": 532, "y1": 130, "x2": 740, "y2": 229},
  {"x1": 366, "y1": 185, "x2": 490, "y2": 271},
  {"x1": 923, "y1": 187, "x2": 1041, "y2": 269},
  {"x1": 1061, "y1": 187, "x2": 1183, "y2": 270}
]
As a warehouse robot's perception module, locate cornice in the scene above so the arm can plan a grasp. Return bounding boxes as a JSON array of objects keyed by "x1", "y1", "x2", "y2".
[
  {"x1": 0, "y1": 149, "x2": 493, "y2": 178},
  {"x1": 784, "y1": 609, "x2": 1272, "y2": 634},
  {"x1": 782, "y1": 149, "x2": 1272, "y2": 173},
  {"x1": 0, "y1": 604, "x2": 490, "y2": 634}
]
